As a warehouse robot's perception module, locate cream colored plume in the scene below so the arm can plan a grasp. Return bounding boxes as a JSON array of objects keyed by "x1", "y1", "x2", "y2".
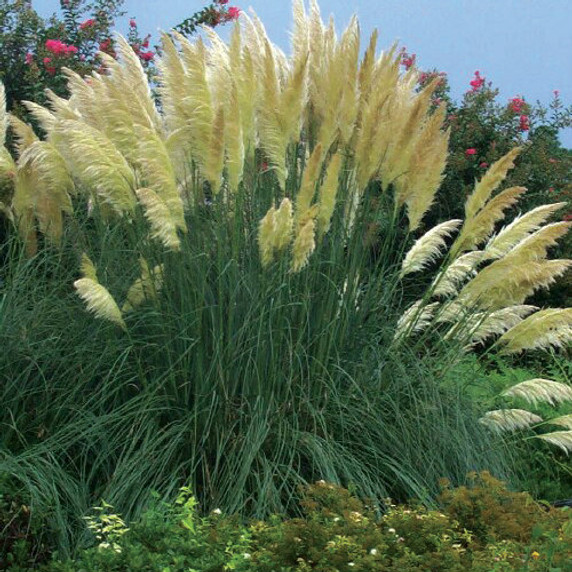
[
  {"x1": 274, "y1": 198, "x2": 294, "y2": 251},
  {"x1": 485, "y1": 203, "x2": 567, "y2": 259},
  {"x1": 466, "y1": 305, "x2": 538, "y2": 347},
  {"x1": 536, "y1": 432, "x2": 572, "y2": 454},
  {"x1": 74, "y1": 254, "x2": 126, "y2": 330},
  {"x1": 259, "y1": 205, "x2": 277, "y2": 266},
  {"x1": 498, "y1": 308, "x2": 572, "y2": 353},
  {"x1": 479, "y1": 409, "x2": 542, "y2": 433},
  {"x1": 501, "y1": 221, "x2": 571, "y2": 264},
  {"x1": 75, "y1": 278, "x2": 126, "y2": 330},
  {"x1": 502, "y1": 378, "x2": 572, "y2": 407},
  {"x1": 291, "y1": 218, "x2": 316, "y2": 272},
  {"x1": 464, "y1": 147, "x2": 521, "y2": 220},
  {"x1": 451, "y1": 186, "x2": 526, "y2": 255},
  {"x1": 9, "y1": 115, "x2": 39, "y2": 156},
  {"x1": 394, "y1": 300, "x2": 440, "y2": 340},
  {"x1": 122, "y1": 259, "x2": 164, "y2": 313},
  {"x1": 0, "y1": 82, "x2": 7, "y2": 147},
  {"x1": 316, "y1": 153, "x2": 342, "y2": 237},
  {"x1": 431, "y1": 251, "x2": 484, "y2": 297},
  {"x1": 400, "y1": 219, "x2": 462, "y2": 278},
  {"x1": 22, "y1": 101, "x2": 57, "y2": 133},
  {"x1": 135, "y1": 125, "x2": 186, "y2": 230},
  {"x1": 136, "y1": 187, "x2": 181, "y2": 251},
  {"x1": 53, "y1": 120, "x2": 136, "y2": 215}
]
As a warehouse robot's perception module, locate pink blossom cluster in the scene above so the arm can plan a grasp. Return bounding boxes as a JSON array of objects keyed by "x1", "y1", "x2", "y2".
[
  {"x1": 400, "y1": 48, "x2": 416, "y2": 71},
  {"x1": 45, "y1": 39, "x2": 79, "y2": 56},
  {"x1": 469, "y1": 70, "x2": 485, "y2": 91},
  {"x1": 508, "y1": 96, "x2": 525, "y2": 113},
  {"x1": 79, "y1": 18, "x2": 96, "y2": 30}
]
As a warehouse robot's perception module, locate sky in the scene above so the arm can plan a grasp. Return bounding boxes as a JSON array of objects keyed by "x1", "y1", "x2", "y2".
[{"x1": 33, "y1": 0, "x2": 572, "y2": 147}]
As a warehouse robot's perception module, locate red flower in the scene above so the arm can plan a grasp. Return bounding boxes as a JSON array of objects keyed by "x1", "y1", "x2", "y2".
[
  {"x1": 519, "y1": 114, "x2": 530, "y2": 131},
  {"x1": 45, "y1": 39, "x2": 78, "y2": 56},
  {"x1": 479, "y1": 162, "x2": 489, "y2": 169},
  {"x1": 400, "y1": 49, "x2": 416, "y2": 71},
  {"x1": 469, "y1": 70, "x2": 485, "y2": 92},
  {"x1": 508, "y1": 97, "x2": 525, "y2": 113},
  {"x1": 140, "y1": 51, "x2": 154, "y2": 62},
  {"x1": 99, "y1": 38, "x2": 112, "y2": 51},
  {"x1": 43, "y1": 56, "x2": 52, "y2": 64},
  {"x1": 217, "y1": 0, "x2": 229, "y2": 3},
  {"x1": 563, "y1": 213, "x2": 572, "y2": 222},
  {"x1": 129, "y1": 18, "x2": 137, "y2": 27},
  {"x1": 227, "y1": 6, "x2": 241, "y2": 19},
  {"x1": 79, "y1": 18, "x2": 96, "y2": 30},
  {"x1": 465, "y1": 148, "x2": 477, "y2": 157},
  {"x1": 554, "y1": 89, "x2": 560, "y2": 98}
]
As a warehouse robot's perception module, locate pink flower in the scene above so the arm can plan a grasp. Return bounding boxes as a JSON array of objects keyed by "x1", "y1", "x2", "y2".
[
  {"x1": 25, "y1": 52, "x2": 34, "y2": 65},
  {"x1": 509, "y1": 97, "x2": 525, "y2": 113},
  {"x1": 465, "y1": 148, "x2": 477, "y2": 157},
  {"x1": 217, "y1": 0, "x2": 229, "y2": 3},
  {"x1": 79, "y1": 18, "x2": 96, "y2": 30},
  {"x1": 469, "y1": 70, "x2": 485, "y2": 92},
  {"x1": 563, "y1": 213, "x2": 572, "y2": 222},
  {"x1": 45, "y1": 39, "x2": 77, "y2": 56},
  {"x1": 548, "y1": 187, "x2": 554, "y2": 193},
  {"x1": 140, "y1": 51, "x2": 154, "y2": 62},
  {"x1": 129, "y1": 18, "x2": 137, "y2": 27},
  {"x1": 43, "y1": 56, "x2": 52, "y2": 65},
  {"x1": 554, "y1": 89, "x2": 560, "y2": 98},
  {"x1": 479, "y1": 162, "x2": 488, "y2": 169},
  {"x1": 227, "y1": 6, "x2": 241, "y2": 19},
  {"x1": 519, "y1": 114, "x2": 530, "y2": 131},
  {"x1": 400, "y1": 49, "x2": 416, "y2": 70}
]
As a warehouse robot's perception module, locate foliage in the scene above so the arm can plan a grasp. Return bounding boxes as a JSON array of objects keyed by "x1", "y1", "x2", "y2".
[
  {"x1": 0, "y1": 0, "x2": 571, "y2": 557},
  {"x1": 4, "y1": 479, "x2": 572, "y2": 571}
]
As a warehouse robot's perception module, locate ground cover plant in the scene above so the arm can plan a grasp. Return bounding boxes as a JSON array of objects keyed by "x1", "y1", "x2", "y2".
[
  {"x1": 6, "y1": 477, "x2": 572, "y2": 570},
  {"x1": 0, "y1": 0, "x2": 571, "y2": 558}
]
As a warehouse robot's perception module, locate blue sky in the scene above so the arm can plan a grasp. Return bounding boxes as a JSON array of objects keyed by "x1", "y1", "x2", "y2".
[{"x1": 33, "y1": 0, "x2": 572, "y2": 146}]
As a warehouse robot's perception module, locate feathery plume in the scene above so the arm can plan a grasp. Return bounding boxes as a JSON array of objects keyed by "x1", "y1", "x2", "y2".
[
  {"x1": 204, "y1": 105, "x2": 226, "y2": 194},
  {"x1": 498, "y1": 308, "x2": 572, "y2": 353},
  {"x1": 225, "y1": 79, "x2": 244, "y2": 192},
  {"x1": 400, "y1": 219, "x2": 462, "y2": 278},
  {"x1": 479, "y1": 409, "x2": 542, "y2": 433},
  {"x1": 486, "y1": 203, "x2": 567, "y2": 259},
  {"x1": 259, "y1": 205, "x2": 277, "y2": 266},
  {"x1": 136, "y1": 187, "x2": 181, "y2": 251},
  {"x1": 431, "y1": 251, "x2": 484, "y2": 297},
  {"x1": 394, "y1": 300, "x2": 440, "y2": 340},
  {"x1": 53, "y1": 120, "x2": 136, "y2": 215},
  {"x1": 502, "y1": 221, "x2": 571, "y2": 264},
  {"x1": 80, "y1": 253, "x2": 98, "y2": 281},
  {"x1": 122, "y1": 259, "x2": 164, "y2": 313},
  {"x1": 8, "y1": 115, "x2": 39, "y2": 156},
  {"x1": 273, "y1": 198, "x2": 294, "y2": 251},
  {"x1": 74, "y1": 278, "x2": 126, "y2": 330},
  {"x1": 467, "y1": 305, "x2": 538, "y2": 346},
  {"x1": 547, "y1": 415, "x2": 572, "y2": 430},
  {"x1": 502, "y1": 378, "x2": 572, "y2": 407},
  {"x1": 0, "y1": 82, "x2": 6, "y2": 147},
  {"x1": 536, "y1": 431, "x2": 572, "y2": 454},
  {"x1": 316, "y1": 153, "x2": 342, "y2": 237},
  {"x1": 291, "y1": 218, "x2": 316, "y2": 272},
  {"x1": 464, "y1": 147, "x2": 521, "y2": 220},
  {"x1": 22, "y1": 101, "x2": 57, "y2": 133},
  {"x1": 296, "y1": 143, "x2": 323, "y2": 222},
  {"x1": 451, "y1": 186, "x2": 526, "y2": 255},
  {"x1": 134, "y1": 125, "x2": 186, "y2": 231}
]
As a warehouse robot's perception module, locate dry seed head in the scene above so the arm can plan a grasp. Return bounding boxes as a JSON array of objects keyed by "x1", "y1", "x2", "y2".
[
  {"x1": 0, "y1": 82, "x2": 6, "y2": 148},
  {"x1": 122, "y1": 260, "x2": 164, "y2": 313},
  {"x1": 394, "y1": 300, "x2": 440, "y2": 340},
  {"x1": 479, "y1": 409, "x2": 542, "y2": 434},
  {"x1": 74, "y1": 278, "x2": 126, "y2": 330},
  {"x1": 9, "y1": 115, "x2": 39, "y2": 157},
  {"x1": 291, "y1": 218, "x2": 316, "y2": 272},
  {"x1": 502, "y1": 378, "x2": 572, "y2": 407},
  {"x1": 136, "y1": 187, "x2": 181, "y2": 251},
  {"x1": 259, "y1": 205, "x2": 277, "y2": 266},
  {"x1": 464, "y1": 147, "x2": 521, "y2": 221},
  {"x1": 316, "y1": 153, "x2": 342, "y2": 237},
  {"x1": 451, "y1": 186, "x2": 526, "y2": 255},
  {"x1": 273, "y1": 198, "x2": 294, "y2": 251},
  {"x1": 400, "y1": 219, "x2": 462, "y2": 278},
  {"x1": 431, "y1": 251, "x2": 485, "y2": 298},
  {"x1": 498, "y1": 308, "x2": 572, "y2": 353},
  {"x1": 536, "y1": 431, "x2": 572, "y2": 454},
  {"x1": 485, "y1": 202, "x2": 568, "y2": 259}
]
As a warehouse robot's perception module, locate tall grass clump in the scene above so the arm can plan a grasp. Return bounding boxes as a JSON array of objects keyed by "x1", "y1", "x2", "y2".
[{"x1": 0, "y1": 0, "x2": 571, "y2": 552}]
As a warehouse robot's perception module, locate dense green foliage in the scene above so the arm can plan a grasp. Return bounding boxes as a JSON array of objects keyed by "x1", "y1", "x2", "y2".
[{"x1": 4, "y1": 476, "x2": 572, "y2": 571}]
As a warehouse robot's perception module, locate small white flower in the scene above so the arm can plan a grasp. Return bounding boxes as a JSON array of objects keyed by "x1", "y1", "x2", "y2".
[
  {"x1": 370, "y1": 548, "x2": 378, "y2": 555},
  {"x1": 349, "y1": 563, "x2": 355, "y2": 567},
  {"x1": 333, "y1": 517, "x2": 341, "y2": 522},
  {"x1": 388, "y1": 528, "x2": 396, "y2": 534},
  {"x1": 212, "y1": 508, "x2": 222, "y2": 515},
  {"x1": 243, "y1": 553, "x2": 252, "y2": 559}
]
